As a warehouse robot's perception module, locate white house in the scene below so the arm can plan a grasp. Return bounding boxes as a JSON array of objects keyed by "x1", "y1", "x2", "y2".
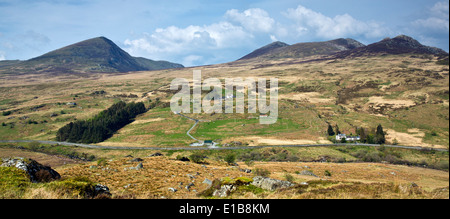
[{"x1": 336, "y1": 134, "x2": 361, "y2": 142}]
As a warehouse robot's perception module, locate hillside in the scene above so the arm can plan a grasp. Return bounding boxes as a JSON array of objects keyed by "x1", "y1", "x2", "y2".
[
  {"x1": 335, "y1": 35, "x2": 449, "y2": 58},
  {"x1": 0, "y1": 37, "x2": 184, "y2": 75},
  {"x1": 0, "y1": 34, "x2": 448, "y2": 200},
  {"x1": 237, "y1": 38, "x2": 365, "y2": 61},
  {"x1": 239, "y1": 41, "x2": 290, "y2": 60}
]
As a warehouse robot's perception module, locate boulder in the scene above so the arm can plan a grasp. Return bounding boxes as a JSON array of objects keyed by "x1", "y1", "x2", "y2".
[
  {"x1": 298, "y1": 170, "x2": 318, "y2": 178},
  {"x1": 1, "y1": 157, "x2": 61, "y2": 183},
  {"x1": 148, "y1": 152, "x2": 163, "y2": 157},
  {"x1": 129, "y1": 158, "x2": 143, "y2": 162},
  {"x1": 213, "y1": 185, "x2": 236, "y2": 198},
  {"x1": 202, "y1": 178, "x2": 213, "y2": 186},
  {"x1": 251, "y1": 176, "x2": 294, "y2": 191},
  {"x1": 94, "y1": 184, "x2": 111, "y2": 198}
]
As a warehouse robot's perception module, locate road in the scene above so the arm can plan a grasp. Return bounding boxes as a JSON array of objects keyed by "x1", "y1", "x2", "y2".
[
  {"x1": 0, "y1": 140, "x2": 448, "y2": 152},
  {"x1": 175, "y1": 113, "x2": 200, "y2": 141}
]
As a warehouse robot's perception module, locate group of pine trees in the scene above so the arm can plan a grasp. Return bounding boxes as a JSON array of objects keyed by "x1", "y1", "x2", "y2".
[
  {"x1": 56, "y1": 101, "x2": 146, "y2": 144},
  {"x1": 327, "y1": 124, "x2": 386, "y2": 144}
]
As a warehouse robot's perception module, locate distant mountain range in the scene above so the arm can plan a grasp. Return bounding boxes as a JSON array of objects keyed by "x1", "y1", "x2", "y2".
[
  {"x1": 239, "y1": 38, "x2": 365, "y2": 60},
  {"x1": 0, "y1": 35, "x2": 447, "y2": 76},
  {"x1": 0, "y1": 37, "x2": 184, "y2": 75},
  {"x1": 238, "y1": 35, "x2": 448, "y2": 62}
]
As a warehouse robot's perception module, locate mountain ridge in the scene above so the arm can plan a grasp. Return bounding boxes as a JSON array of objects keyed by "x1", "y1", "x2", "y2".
[
  {"x1": 237, "y1": 38, "x2": 366, "y2": 61},
  {"x1": 0, "y1": 36, "x2": 184, "y2": 75},
  {"x1": 237, "y1": 35, "x2": 448, "y2": 62},
  {"x1": 335, "y1": 35, "x2": 448, "y2": 58}
]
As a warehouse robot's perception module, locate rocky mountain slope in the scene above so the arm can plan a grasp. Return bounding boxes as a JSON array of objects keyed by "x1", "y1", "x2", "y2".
[
  {"x1": 237, "y1": 35, "x2": 448, "y2": 63},
  {"x1": 237, "y1": 38, "x2": 365, "y2": 61},
  {"x1": 335, "y1": 35, "x2": 449, "y2": 58},
  {"x1": 0, "y1": 37, "x2": 184, "y2": 75}
]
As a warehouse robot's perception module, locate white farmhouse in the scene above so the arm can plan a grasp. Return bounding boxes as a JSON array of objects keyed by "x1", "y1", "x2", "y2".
[{"x1": 336, "y1": 134, "x2": 361, "y2": 142}]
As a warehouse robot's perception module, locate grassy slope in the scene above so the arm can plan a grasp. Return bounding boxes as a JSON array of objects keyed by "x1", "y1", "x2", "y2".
[{"x1": 0, "y1": 54, "x2": 448, "y2": 149}]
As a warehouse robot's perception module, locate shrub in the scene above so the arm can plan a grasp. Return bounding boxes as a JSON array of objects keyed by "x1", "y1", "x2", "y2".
[
  {"x1": 35, "y1": 169, "x2": 55, "y2": 183},
  {"x1": 224, "y1": 153, "x2": 236, "y2": 165},
  {"x1": 189, "y1": 152, "x2": 206, "y2": 164},
  {"x1": 2, "y1": 111, "x2": 12, "y2": 116},
  {"x1": 97, "y1": 158, "x2": 108, "y2": 167},
  {"x1": 253, "y1": 168, "x2": 271, "y2": 177},
  {"x1": 324, "y1": 170, "x2": 332, "y2": 177},
  {"x1": 176, "y1": 155, "x2": 190, "y2": 162},
  {"x1": 284, "y1": 173, "x2": 295, "y2": 183},
  {"x1": 28, "y1": 141, "x2": 40, "y2": 151}
]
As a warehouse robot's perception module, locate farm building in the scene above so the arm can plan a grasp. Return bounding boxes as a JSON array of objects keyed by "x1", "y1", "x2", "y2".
[{"x1": 336, "y1": 134, "x2": 361, "y2": 142}]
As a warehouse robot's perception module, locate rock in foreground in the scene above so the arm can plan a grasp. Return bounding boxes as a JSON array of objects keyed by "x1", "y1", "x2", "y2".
[
  {"x1": 1, "y1": 157, "x2": 61, "y2": 183},
  {"x1": 251, "y1": 176, "x2": 294, "y2": 191}
]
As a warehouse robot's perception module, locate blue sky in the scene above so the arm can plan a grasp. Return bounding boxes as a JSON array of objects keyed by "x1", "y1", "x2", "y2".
[{"x1": 0, "y1": 0, "x2": 448, "y2": 66}]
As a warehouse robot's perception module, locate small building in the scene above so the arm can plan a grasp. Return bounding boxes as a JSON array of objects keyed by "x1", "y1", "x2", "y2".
[
  {"x1": 336, "y1": 134, "x2": 360, "y2": 142},
  {"x1": 190, "y1": 140, "x2": 217, "y2": 147},
  {"x1": 204, "y1": 140, "x2": 216, "y2": 147}
]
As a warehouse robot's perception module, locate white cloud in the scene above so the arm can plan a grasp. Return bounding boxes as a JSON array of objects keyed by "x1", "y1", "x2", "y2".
[
  {"x1": 124, "y1": 22, "x2": 253, "y2": 66},
  {"x1": 225, "y1": 8, "x2": 275, "y2": 33},
  {"x1": 412, "y1": 1, "x2": 449, "y2": 33},
  {"x1": 0, "y1": 51, "x2": 5, "y2": 61},
  {"x1": 270, "y1": 35, "x2": 278, "y2": 42},
  {"x1": 283, "y1": 5, "x2": 389, "y2": 39}
]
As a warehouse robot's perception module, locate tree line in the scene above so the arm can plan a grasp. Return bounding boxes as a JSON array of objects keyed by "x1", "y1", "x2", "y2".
[
  {"x1": 56, "y1": 101, "x2": 146, "y2": 144},
  {"x1": 328, "y1": 124, "x2": 386, "y2": 144}
]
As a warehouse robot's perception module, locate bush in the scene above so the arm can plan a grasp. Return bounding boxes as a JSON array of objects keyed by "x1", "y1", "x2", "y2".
[
  {"x1": 189, "y1": 152, "x2": 206, "y2": 164},
  {"x1": 253, "y1": 168, "x2": 271, "y2": 177},
  {"x1": 324, "y1": 170, "x2": 332, "y2": 177},
  {"x1": 2, "y1": 111, "x2": 12, "y2": 116},
  {"x1": 224, "y1": 153, "x2": 236, "y2": 165},
  {"x1": 28, "y1": 141, "x2": 41, "y2": 151},
  {"x1": 284, "y1": 173, "x2": 295, "y2": 183}
]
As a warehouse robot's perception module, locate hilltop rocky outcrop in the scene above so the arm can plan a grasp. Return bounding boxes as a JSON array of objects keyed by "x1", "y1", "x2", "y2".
[
  {"x1": 1, "y1": 157, "x2": 61, "y2": 182},
  {"x1": 335, "y1": 35, "x2": 448, "y2": 58}
]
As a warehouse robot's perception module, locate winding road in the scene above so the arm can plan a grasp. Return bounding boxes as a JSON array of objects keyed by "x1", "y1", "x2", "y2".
[{"x1": 0, "y1": 139, "x2": 448, "y2": 152}]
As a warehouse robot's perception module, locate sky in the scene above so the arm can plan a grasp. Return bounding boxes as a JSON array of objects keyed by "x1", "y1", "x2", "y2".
[{"x1": 0, "y1": 0, "x2": 448, "y2": 66}]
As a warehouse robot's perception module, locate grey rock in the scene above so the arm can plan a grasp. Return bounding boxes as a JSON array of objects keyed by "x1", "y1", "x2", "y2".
[
  {"x1": 127, "y1": 162, "x2": 143, "y2": 170},
  {"x1": 213, "y1": 185, "x2": 236, "y2": 198},
  {"x1": 240, "y1": 168, "x2": 252, "y2": 173},
  {"x1": 203, "y1": 178, "x2": 212, "y2": 186},
  {"x1": 168, "y1": 187, "x2": 178, "y2": 192},
  {"x1": 1, "y1": 157, "x2": 61, "y2": 183},
  {"x1": 129, "y1": 158, "x2": 143, "y2": 162},
  {"x1": 148, "y1": 152, "x2": 163, "y2": 157},
  {"x1": 186, "y1": 183, "x2": 195, "y2": 191},
  {"x1": 298, "y1": 170, "x2": 318, "y2": 177},
  {"x1": 251, "y1": 176, "x2": 294, "y2": 191},
  {"x1": 94, "y1": 184, "x2": 111, "y2": 196}
]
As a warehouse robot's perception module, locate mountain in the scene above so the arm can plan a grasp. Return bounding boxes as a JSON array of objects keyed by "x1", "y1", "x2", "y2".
[
  {"x1": 238, "y1": 38, "x2": 365, "y2": 61},
  {"x1": 239, "y1": 41, "x2": 290, "y2": 60},
  {"x1": 0, "y1": 37, "x2": 183, "y2": 75},
  {"x1": 335, "y1": 35, "x2": 449, "y2": 58}
]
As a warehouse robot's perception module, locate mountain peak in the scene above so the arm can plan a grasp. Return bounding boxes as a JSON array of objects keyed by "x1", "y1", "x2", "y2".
[
  {"x1": 238, "y1": 38, "x2": 365, "y2": 61},
  {"x1": 239, "y1": 41, "x2": 290, "y2": 60},
  {"x1": 4, "y1": 36, "x2": 184, "y2": 75},
  {"x1": 336, "y1": 35, "x2": 448, "y2": 58}
]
